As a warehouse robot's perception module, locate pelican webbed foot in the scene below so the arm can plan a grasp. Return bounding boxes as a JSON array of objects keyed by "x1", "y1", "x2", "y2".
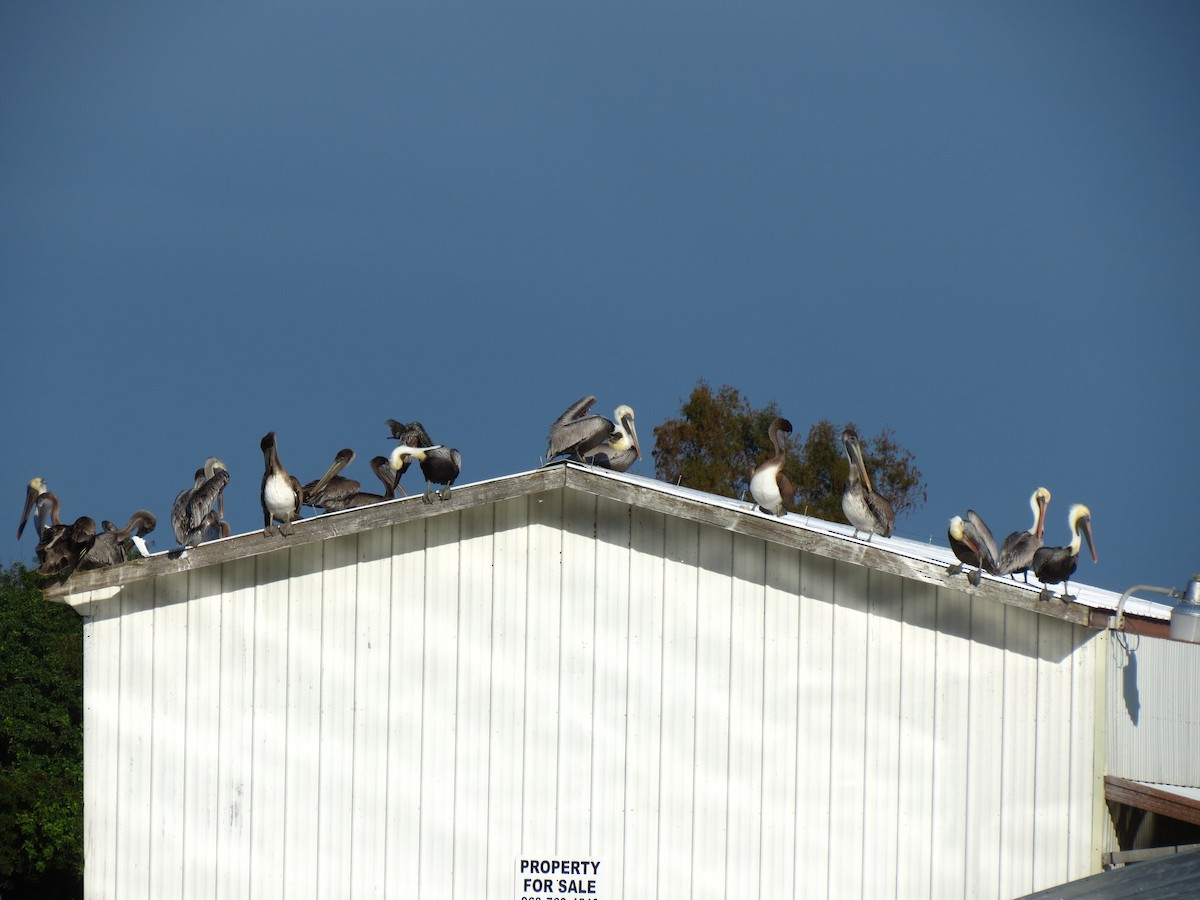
[
  {"x1": 438, "y1": 487, "x2": 452, "y2": 501},
  {"x1": 1038, "y1": 588, "x2": 1054, "y2": 602},
  {"x1": 423, "y1": 486, "x2": 435, "y2": 505},
  {"x1": 968, "y1": 568, "x2": 982, "y2": 587},
  {"x1": 947, "y1": 563, "x2": 964, "y2": 576}
]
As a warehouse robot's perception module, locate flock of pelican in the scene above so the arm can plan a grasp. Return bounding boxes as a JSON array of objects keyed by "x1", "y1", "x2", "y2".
[
  {"x1": 749, "y1": 416, "x2": 1097, "y2": 602},
  {"x1": 17, "y1": 397, "x2": 1094, "y2": 601},
  {"x1": 16, "y1": 417, "x2": 465, "y2": 577}
]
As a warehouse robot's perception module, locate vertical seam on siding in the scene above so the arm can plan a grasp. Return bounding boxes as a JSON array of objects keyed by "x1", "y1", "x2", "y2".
[
  {"x1": 348, "y1": 536, "x2": 361, "y2": 895},
  {"x1": 451, "y1": 512, "x2": 462, "y2": 899},
  {"x1": 520, "y1": 497, "x2": 530, "y2": 851},
  {"x1": 315, "y1": 540, "x2": 327, "y2": 896},
  {"x1": 247, "y1": 557, "x2": 259, "y2": 894},
  {"x1": 758, "y1": 543, "x2": 768, "y2": 898},
  {"x1": 592, "y1": 495, "x2": 600, "y2": 857},
  {"x1": 860, "y1": 567, "x2": 871, "y2": 890},
  {"x1": 962, "y1": 590, "x2": 973, "y2": 896},
  {"x1": 655, "y1": 508, "x2": 664, "y2": 898},
  {"x1": 485, "y1": 505, "x2": 496, "y2": 890},
  {"x1": 792, "y1": 550, "x2": 803, "y2": 900},
  {"x1": 689, "y1": 520, "x2": 699, "y2": 900},
  {"x1": 724, "y1": 532, "x2": 733, "y2": 900},
  {"x1": 417, "y1": 518, "x2": 428, "y2": 893},
  {"x1": 824, "y1": 562, "x2": 836, "y2": 900},
  {"x1": 621, "y1": 501, "x2": 632, "y2": 896}
]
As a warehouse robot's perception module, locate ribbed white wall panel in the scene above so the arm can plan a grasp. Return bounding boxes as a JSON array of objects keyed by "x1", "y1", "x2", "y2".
[
  {"x1": 78, "y1": 487, "x2": 1105, "y2": 899},
  {"x1": 1107, "y1": 633, "x2": 1200, "y2": 787}
]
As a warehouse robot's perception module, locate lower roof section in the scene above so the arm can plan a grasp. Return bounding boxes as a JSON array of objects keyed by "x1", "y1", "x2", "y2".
[
  {"x1": 1105, "y1": 776, "x2": 1200, "y2": 827},
  {"x1": 1020, "y1": 847, "x2": 1200, "y2": 899}
]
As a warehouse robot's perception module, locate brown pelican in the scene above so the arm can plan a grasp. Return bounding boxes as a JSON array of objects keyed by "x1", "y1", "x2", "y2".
[
  {"x1": 841, "y1": 428, "x2": 895, "y2": 540},
  {"x1": 386, "y1": 419, "x2": 432, "y2": 492},
  {"x1": 261, "y1": 432, "x2": 302, "y2": 536},
  {"x1": 544, "y1": 396, "x2": 617, "y2": 464},
  {"x1": 303, "y1": 448, "x2": 360, "y2": 510},
  {"x1": 171, "y1": 458, "x2": 230, "y2": 554},
  {"x1": 1033, "y1": 503, "x2": 1097, "y2": 601},
  {"x1": 947, "y1": 510, "x2": 1001, "y2": 587},
  {"x1": 30, "y1": 492, "x2": 70, "y2": 571},
  {"x1": 749, "y1": 417, "x2": 794, "y2": 516},
  {"x1": 38, "y1": 516, "x2": 96, "y2": 578},
  {"x1": 81, "y1": 510, "x2": 157, "y2": 569},
  {"x1": 996, "y1": 487, "x2": 1051, "y2": 583},
  {"x1": 17, "y1": 477, "x2": 58, "y2": 540},
  {"x1": 390, "y1": 444, "x2": 461, "y2": 504},
  {"x1": 304, "y1": 449, "x2": 399, "y2": 512},
  {"x1": 581, "y1": 405, "x2": 642, "y2": 472}
]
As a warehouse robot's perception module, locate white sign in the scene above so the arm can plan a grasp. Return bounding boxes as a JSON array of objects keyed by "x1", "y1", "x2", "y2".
[{"x1": 515, "y1": 856, "x2": 603, "y2": 899}]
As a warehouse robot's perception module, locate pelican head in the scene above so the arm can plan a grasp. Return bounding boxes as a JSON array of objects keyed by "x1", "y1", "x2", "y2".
[
  {"x1": 203, "y1": 457, "x2": 229, "y2": 518},
  {"x1": 841, "y1": 428, "x2": 872, "y2": 492},
  {"x1": 17, "y1": 477, "x2": 49, "y2": 539},
  {"x1": 948, "y1": 515, "x2": 977, "y2": 553},
  {"x1": 614, "y1": 405, "x2": 642, "y2": 460},
  {"x1": 389, "y1": 444, "x2": 442, "y2": 473},
  {"x1": 1032, "y1": 487, "x2": 1051, "y2": 539},
  {"x1": 1069, "y1": 503, "x2": 1097, "y2": 562}
]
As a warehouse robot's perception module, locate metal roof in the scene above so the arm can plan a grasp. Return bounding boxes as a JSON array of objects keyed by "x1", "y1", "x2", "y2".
[
  {"x1": 1019, "y1": 848, "x2": 1200, "y2": 899},
  {"x1": 44, "y1": 462, "x2": 1165, "y2": 625}
]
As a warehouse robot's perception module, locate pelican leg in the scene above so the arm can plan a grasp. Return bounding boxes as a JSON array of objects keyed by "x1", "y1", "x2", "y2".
[{"x1": 423, "y1": 483, "x2": 435, "y2": 505}]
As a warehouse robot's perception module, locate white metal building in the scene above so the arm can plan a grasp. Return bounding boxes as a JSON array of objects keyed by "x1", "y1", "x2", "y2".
[{"x1": 46, "y1": 462, "x2": 1198, "y2": 899}]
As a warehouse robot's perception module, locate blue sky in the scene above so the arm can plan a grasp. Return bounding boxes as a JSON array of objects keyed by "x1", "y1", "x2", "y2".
[{"x1": 2, "y1": 2, "x2": 1197, "y2": 597}]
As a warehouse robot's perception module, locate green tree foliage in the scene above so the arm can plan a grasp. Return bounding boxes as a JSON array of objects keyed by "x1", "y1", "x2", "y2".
[
  {"x1": 652, "y1": 380, "x2": 927, "y2": 525},
  {"x1": 0, "y1": 563, "x2": 84, "y2": 899}
]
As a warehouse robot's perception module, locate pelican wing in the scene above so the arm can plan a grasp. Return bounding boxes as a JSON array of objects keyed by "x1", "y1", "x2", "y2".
[
  {"x1": 187, "y1": 469, "x2": 231, "y2": 531},
  {"x1": 386, "y1": 419, "x2": 433, "y2": 447},
  {"x1": 965, "y1": 510, "x2": 1001, "y2": 573},
  {"x1": 865, "y1": 491, "x2": 895, "y2": 538},
  {"x1": 547, "y1": 412, "x2": 614, "y2": 461},
  {"x1": 551, "y1": 396, "x2": 596, "y2": 427}
]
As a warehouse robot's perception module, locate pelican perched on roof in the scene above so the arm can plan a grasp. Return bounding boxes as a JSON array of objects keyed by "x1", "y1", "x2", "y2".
[
  {"x1": 171, "y1": 458, "x2": 230, "y2": 555},
  {"x1": 390, "y1": 444, "x2": 461, "y2": 504},
  {"x1": 544, "y1": 396, "x2": 617, "y2": 464},
  {"x1": 38, "y1": 516, "x2": 96, "y2": 579},
  {"x1": 749, "y1": 417, "x2": 794, "y2": 516},
  {"x1": 17, "y1": 477, "x2": 57, "y2": 541},
  {"x1": 303, "y1": 448, "x2": 360, "y2": 511},
  {"x1": 261, "y1": 432, "x2": 302, "y2": 536},
  {"x1": 32, "y1": 497, "x2": 69, "y2": 572},
  {"x1": 947, "y1": 510, "x2": 1001, "y2": 587},
  {"x1": 996, "y1": 487, "x2": 1051, "y2": 583},
  {"x1": 581, "y1": 405, "x2": 642, "y2": 472},
  {"x1": 1033, "y1": 503, "x2": 1097, "y2": 602},
  {"x1": 304, "y1": 449, "x2": 399, "y2": 512},
  {"x1": 81, "y1": 510, "x2": 157, "y2": 569},
  {"x1": 841, "y1": 428, "x2": 895, "y2": 541},
  {"x1": 386, "y1": 419, "x2": 432, "y2": 493}
]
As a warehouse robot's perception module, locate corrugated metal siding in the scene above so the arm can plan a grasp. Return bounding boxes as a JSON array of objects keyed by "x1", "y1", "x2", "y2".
[
  {"x1": 1107, "y1": 633, "x2": 1200, "y2": 787},
  {"x1": 81, "y1": 487, "x2": 1103, "y2": 899}
]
